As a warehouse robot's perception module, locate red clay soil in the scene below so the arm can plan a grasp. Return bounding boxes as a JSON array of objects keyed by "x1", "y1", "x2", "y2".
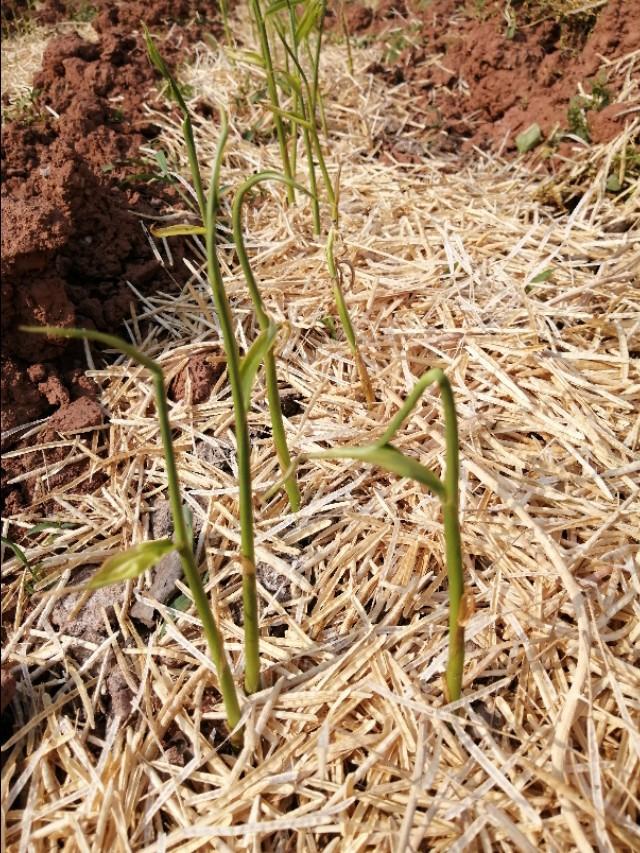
[
  {"x1": 1, "y1": 2, "x2": 226, "y2": 513},
  {"x1": 334, "y1": 0, "x2": 639, "y2": 154},
  {"x1": 169, "y1": 353, "x2": 224, "y2": 404}
]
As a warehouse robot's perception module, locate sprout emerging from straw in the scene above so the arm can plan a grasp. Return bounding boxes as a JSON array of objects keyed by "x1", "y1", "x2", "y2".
[
  {"x1": 326, "y1": 228, "x2": 375, "y2": 408},
  {"x1": 21, "y1": 325, "x2": 244, "y2": 741},
  {"x1": 264, "y1": 368, "x2": 466, "y2": 701}
]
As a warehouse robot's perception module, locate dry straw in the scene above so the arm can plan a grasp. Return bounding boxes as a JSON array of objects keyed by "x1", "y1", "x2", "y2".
[{"x1": 2, "y1": 8, "x2": 639, "y2": 851}]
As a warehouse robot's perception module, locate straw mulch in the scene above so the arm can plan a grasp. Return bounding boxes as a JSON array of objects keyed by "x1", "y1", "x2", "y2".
[{"x1": 2, "y1": 14, "x2": 639, "y2": 852}]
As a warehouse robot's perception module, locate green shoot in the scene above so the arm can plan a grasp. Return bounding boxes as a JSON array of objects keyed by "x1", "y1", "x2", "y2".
[
  {"x1": 88, "y1": 540, "x2": 175, "y2": 587},
  {"x1": 272, "y1": 33, "x2": 328, "y2": 232},
  {"x1": 326, "y1": 228, "x2": 375, "y2": 408},
  {"x1": 232, "y1": 170, "x2": 309, "y2": 511},
  {"x1": 265, "y1": 368, "x2": 466, "y2": 702},
  {"x1": 218, "y1": 0, "x2": 233, "y2": 45},
  {"x1": 339, "y1": 1, "x2": 354, "y2": 75},
  {"x1": 249, "y1": 0, "x2": 295, "y2": 203},
  {"x1": 203, "y1": 115, "x2": 262, "y2": 694},
  {"x1": 144, "y1": 28, "x2": 207, "y2": 221},
  {"x1": 21, "y1": 325, "x2": 244, "y2": 739}
]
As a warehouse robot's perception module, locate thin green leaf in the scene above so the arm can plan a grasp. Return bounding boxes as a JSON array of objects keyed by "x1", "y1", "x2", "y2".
[
  {"x1": 531, "y1": 268, "x2": 555, "y2": 283},
  {"x1": 227, "y1": 49, "x2": 266, "y2": 67},
  {"x1": 516, "y1": 123, "x2": 542, "y2": 153},
  {"x1": 26, "y1": 521, "x2": 77, "y2": 536},
  {"x1": 150, "y1": 223, "x2": 207, "y2": 238},
  {"x1": 1, "y1": 536, "x2": 29, "y2": 566},
  {"x1": 308, "y1": 443, "x2": 446, "y2": 499},
  {"x1": 321, "y1": 315, "x2": 338, "y2": 339},
  {"x1": 239, "y1": 322, "x2": 280, "y2": 409},
  {"x1": 169, "y1": 593, "x2": 192, "y2": 612},
  {"x1": 144, "y1": 26, "x2": 170, "y2": 77},
  {"x1": 182, "y1": 506, "x2": 194, "y2": 542},
  {"x1": 88, "y1": 539, "x2": 174, "y2": 589},
  {"x1": 154, "y1": 150, "x2": 170, "y2": 176},
  {"x1": 263, "y1": 103, "x2": 313, "y2": 129},
  {"x1": 606, "y1": 174, "x2": 622, "y2": 192},
  {"x1": 143, "y1": 27, "x2": 188, "y2": 114},
  {"x1": 296, "y1": 0, "x2": 321, "y2": 42},
  {"x1": 264, "y1": 0, "x2": 305, "y2": 15}
]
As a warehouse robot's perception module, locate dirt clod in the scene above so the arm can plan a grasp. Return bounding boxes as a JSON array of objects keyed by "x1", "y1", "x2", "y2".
[{"x1": 169, "y1": 353, "x2": 224, "y2": 404}]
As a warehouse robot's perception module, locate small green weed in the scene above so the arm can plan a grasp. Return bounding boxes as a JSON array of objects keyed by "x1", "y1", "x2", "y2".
[{"x1": 71, "y1": 2, "x2": 97, "y2": 22}]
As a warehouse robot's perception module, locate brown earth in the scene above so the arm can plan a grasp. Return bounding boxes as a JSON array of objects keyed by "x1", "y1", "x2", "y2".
[
  {"x1": 169, "y1": 352, "x2": 224, "y2": 403},
  {"x1": 1, "y1": 2, "x2": 227, "y2": 512},
  {"x1": 332, "y1": 0, "x2": 639, "y2": 155}
]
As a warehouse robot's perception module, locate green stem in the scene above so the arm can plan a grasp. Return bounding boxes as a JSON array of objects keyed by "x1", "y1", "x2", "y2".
[
  {"x1": 264, "y1": 367, "x2": 466, "y2": 702},
  {"x1": 326, "y1": 229, "x2": 374, "y2": 406},
  {"x1": 438, "y1": 373, "x2": 464, "y2": 703},
  {"x1": 310, "y1": 2, "x2": 326, "y2": 122},
  {"x1": 153, "y1": 372, "x2": 243, "y2": 732},
  {"x1": 182, "y1": 116, "x2": 207, "y2": 223},
  {"x1": 286, "y1": 1, "x2": 300, "y2": 182},
  {"x1": 339, "y1": 1, "x2": 354, "y2": 76},
  {"x1": 144, "y1": 31, "x2": 206, "y2": 221},
  {"x1": 376, "y1": 366, "x2": 464, "y2": 698},
  {"x1": 218, "y1": 0, "x2": 233, "y2": 46},
  {"x1": 276, "y1": 26, "x2": 334, "y2": 222},
  {"x1": 20, "y1": 325, "x2": 243, "y2": 737},
  {"x1": 232, "y1": 171, "x2": 303, "y2": 512},
  {"x1": 249, "y1": 0, "x2": 295, "y2": 204},
  {"x1": 205, "y1": 119, "x2": 261, "y2": 695}
]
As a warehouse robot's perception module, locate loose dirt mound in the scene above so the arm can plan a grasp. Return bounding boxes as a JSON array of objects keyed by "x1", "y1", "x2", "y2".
[
  {"x1": 336, "y1": 0, "x2": 638, "y2": 154},
  {"x1": 1, "y1": 2, "x2": 225, "y2": 511}
]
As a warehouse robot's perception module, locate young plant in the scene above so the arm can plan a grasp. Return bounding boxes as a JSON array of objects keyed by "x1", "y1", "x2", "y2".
[
  {"x1": 21, "y1": 325, "x2": 244, "y2": 740},
  {"x1": 326, "y1": 228, "x2": 375, "y2": 408},
  {"x1": 248, "y1": 0, "x2": 295, "y2": 202},
  {"x1": 202, "y1": 117, "x2": 263, "y2": 694},
  {"x1": 232, "y1": 170, "x2": 308, "y2": 511},
  {"x1": 145, "y1": 28, "x2": 207, "y2": 221},
  {"x1": 266, "y1": 368, "x2": 466, "y2": 702},
  {"x1": 144, "y1": 36, "x2": 265, "y2": 693}
]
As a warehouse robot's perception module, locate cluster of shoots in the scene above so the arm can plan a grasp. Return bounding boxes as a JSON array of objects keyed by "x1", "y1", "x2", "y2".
[{"x1": 23, "y1": 7, "x2": 466, "y2": 747}]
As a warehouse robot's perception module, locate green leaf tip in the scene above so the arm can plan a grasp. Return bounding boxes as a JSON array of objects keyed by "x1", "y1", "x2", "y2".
[
  {"x1": 530, "y1": 268, "x2": 555, "y2": 283},
  {"x1": 88, "y1": 539, "x2": 175, "y2": 589},
  {"x1": 239, "y1": 322, "x2": 280, "y2": 410}
]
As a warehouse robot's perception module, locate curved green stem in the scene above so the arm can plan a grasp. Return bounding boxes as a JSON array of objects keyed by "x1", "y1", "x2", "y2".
[
  {"x1": 232, "y1": 171, "x2": 304, "y2": 512},
  {"x1": 326, "y1": 229, "x2": 374, "y2": 406},
  {"x1": 205, "y1": 119, "x2": 261, "y2": 695},
  {"x1": 262, "y1": 368, "x2": 465, "y2": 702},
  {"x1": 21, "y1": 325, "x2": 243, "y2": 738}
]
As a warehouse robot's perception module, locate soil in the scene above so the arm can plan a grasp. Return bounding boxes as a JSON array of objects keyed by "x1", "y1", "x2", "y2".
[
  {"x1": 333, "y1": 0, "x2": 639, "y2": 154},
  {"x1": 169, "y1": 352, "x2": 224, "y2": 403},
  {"x1": 1, "y1": 1, "x2": 227, "y2": 512}
]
